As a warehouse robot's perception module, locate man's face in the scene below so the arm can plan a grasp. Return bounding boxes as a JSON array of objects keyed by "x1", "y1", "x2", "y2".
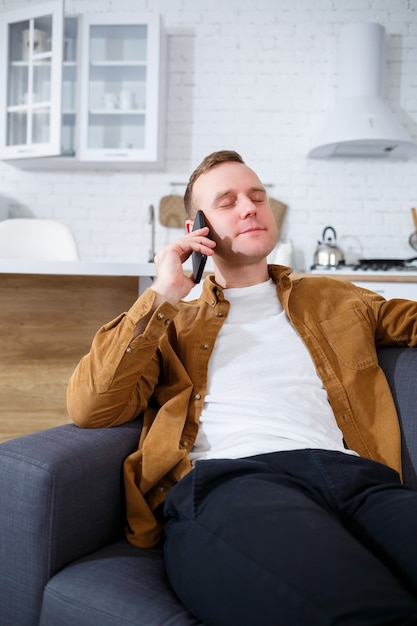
[{"x1": 190, "y1": 161, "x2": 278, "y2": 266}]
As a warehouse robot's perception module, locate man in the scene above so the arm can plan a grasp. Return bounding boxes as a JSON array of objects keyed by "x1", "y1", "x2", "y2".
[{"x1": 68, "y1": 150, "x2": 417, "y2": 625}]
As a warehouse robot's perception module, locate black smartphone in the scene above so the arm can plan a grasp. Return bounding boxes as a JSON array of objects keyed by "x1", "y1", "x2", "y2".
[{"x1": 191, "y1": 210, "x2": 208, "y2": 283}]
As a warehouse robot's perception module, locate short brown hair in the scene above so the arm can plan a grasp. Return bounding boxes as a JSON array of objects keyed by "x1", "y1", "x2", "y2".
[{"x1": 184, "y1": 150, "x2": 244, "y2": 217}]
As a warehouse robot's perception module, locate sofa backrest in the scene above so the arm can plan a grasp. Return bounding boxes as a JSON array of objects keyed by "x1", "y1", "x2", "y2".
[{"x1": 377, "y1": 347, "x2": 417, "y2": 489}]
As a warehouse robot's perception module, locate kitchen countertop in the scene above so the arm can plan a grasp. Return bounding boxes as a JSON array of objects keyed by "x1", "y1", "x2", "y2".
[
  {"x1": 0, "y1": 259, "x2": 157, "y2": 276},
  {"x1": 296, "y1": 269, "x2": 417, "y2": 282},
  {"x1": 2, "y1": 259, "x2": 417, "y2": 282}
]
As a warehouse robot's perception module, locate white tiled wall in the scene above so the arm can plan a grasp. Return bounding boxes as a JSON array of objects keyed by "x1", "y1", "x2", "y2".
[{"x1": 0, "y1": 0, "x2": 416, "y2": 269}]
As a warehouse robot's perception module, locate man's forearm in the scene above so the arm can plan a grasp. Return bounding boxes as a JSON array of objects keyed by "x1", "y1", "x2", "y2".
[{"x1": 67, "y1": 288, "x2": 178, "y2": 428}]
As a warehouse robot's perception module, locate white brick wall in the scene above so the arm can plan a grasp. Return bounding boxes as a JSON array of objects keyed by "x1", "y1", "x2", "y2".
[{"x1": 0, "y1": 0, "x2": 417, "y2": 269}]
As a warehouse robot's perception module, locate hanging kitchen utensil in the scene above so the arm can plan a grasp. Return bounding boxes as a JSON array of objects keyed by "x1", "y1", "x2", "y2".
[
  {"x1": 269, "y1": 198, "x2": 287, "y2": 238},
  {"x1": 409, "y1": 234, "x2": 417, "y2": 251},
  {"x1": 159, "y1": 195, "x2": 185, "y2": 228},
  {"x1": 148, "y1": 204, "x2": 155, "y2": 262},
  {"x1": 408, "y1": 207, "x2": 417, "y2": 251},
  {"x1": 313, "y1": 226, "x2": 345, "y2": 267}
]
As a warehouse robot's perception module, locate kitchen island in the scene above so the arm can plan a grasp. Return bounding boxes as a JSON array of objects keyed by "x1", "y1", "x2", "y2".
[{"x1": 0, "y1": 261, "x2": 155, "y2": 442}]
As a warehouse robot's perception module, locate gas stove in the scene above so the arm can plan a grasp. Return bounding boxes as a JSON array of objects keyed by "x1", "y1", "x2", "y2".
[
  {"x1": 311, "y1": 254, "x2": 417, "y2": 273},
  {"x1": 355, "y1": 259, "x2": 417, "y2": 272},
  {"x1": 310, "y1": 263, "x2": 417, "y2": 300},
  {"x1": 310, "y1": 263, "x2": 417, "y2": 276},
  {"x1": 309, "y1": 263, "x2": 417, "y2": 299}
]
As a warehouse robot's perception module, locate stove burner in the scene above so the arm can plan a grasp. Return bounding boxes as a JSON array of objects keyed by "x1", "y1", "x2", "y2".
[
  {"x1": 354, "y1": 261, "x2": 417, "y2": 272},
  {"x1": 355, "y1": 261, "x2": 399, "y2": 271},
  {"x1": 355, "y1": 256, "x2": 417, "y2": 271},
  {"x1": 310, "y1": 262, "x2": 417, "y2": 273}
]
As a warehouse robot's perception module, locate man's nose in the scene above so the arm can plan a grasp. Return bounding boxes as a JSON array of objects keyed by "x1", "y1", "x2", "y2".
[{"x1": 239, "y1": 196, "x2": 256, "y2": 217}]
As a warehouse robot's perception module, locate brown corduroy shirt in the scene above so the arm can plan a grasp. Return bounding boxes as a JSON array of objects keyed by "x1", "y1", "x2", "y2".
[{"x1": 67, "y1": 265, "x2": 417, "y2": 547}]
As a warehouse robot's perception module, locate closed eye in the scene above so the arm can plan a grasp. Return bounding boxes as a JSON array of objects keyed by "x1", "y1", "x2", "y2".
[
  {"x1": 250, "y1": 192, "x2": 267, "y2": 203},
  {"x1": 217, "y1": 195, "x2": 236, "y2": 208}
]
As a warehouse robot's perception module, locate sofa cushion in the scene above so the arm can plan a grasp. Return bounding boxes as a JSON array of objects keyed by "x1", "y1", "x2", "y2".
[{"x1": 39, "y1": 539, "x2": 203, "y2": 626}]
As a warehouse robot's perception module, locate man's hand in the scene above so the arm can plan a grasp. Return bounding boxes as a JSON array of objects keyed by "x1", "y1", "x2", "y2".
[
  {"x1": 132, "y1": 227, "x2": 215, "y2": 338},
  {"x1": 152, "y1": 226, "x2": 215, "y2": 305}
]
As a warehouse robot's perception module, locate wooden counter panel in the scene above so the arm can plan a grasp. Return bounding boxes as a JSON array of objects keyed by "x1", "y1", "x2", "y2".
[{"x1": 0, "y1": 274, "x2": 139, "y2": 442}]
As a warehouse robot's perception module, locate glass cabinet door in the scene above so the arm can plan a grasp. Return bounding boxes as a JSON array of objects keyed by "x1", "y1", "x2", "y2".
[
  {"x1": 0, "y1": 0, "x2": 64, "y2": 159},
  {"x1": 62, "y1": 16, "x2": 78, "y2": 156},
  {"x1": 78, "y1": 13, "x2": 164, "y2": 163}
]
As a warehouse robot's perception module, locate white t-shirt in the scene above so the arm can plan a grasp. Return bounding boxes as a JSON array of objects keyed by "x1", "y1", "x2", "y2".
[{"x1": 189, "y1": 279, "x2": 356, "y2": 463}]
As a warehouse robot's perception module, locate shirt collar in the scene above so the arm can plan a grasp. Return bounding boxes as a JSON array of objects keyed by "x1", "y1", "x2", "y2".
[{"x1": 201, "y1": 264, "x2": 292, "y2": 306}]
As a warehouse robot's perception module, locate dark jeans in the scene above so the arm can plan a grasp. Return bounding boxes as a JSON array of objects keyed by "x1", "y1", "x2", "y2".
[{"x1": 164, "y1": 450, "x2": 417, "y2": 626}]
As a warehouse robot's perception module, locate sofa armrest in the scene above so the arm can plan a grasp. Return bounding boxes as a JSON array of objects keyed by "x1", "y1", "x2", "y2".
[
  {"x1": 0, "y1": 418, "x2": 141, "y2": 626},
  {"x1": 377, "y1": 347, "x2": 417, "y2": 490}
]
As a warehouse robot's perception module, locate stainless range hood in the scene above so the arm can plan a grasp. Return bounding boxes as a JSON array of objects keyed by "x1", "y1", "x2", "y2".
[{"x1": 308, "y1": 23, "x2": 417, "y2": 159}]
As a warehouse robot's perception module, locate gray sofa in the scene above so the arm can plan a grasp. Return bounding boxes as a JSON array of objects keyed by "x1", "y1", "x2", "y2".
[{"x1": 1, "y1": 346, "x2": 417, "y2": 626}]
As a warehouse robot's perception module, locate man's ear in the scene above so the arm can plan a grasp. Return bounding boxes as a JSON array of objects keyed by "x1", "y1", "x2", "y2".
[{"x1": 185, "y1": 219, "x2": 194, "y2": 234}]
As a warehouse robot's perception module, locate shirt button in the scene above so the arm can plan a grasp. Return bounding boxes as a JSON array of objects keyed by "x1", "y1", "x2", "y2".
[
  {"x1": 217, "y1": 312, "x2": 224, "y2": 318},
  {"x1": 158, "y1": 485, "x2": 167, "y2": 492},
  {"x1": 164, "y1": 318, "x2": 171, "y2": 325},
  {"x1": 125, "y1": 346, "x2": 132, "y2": 353},
  {"x1": 202, "y1": 344, "x2": 209, "y2": 350},
  {"x1": 180, "y1": 440, "x2": 187, "y2": 447},
  {"x1": 194, "y1": 393, "x2": 201, "y2": 400},
  {"x1": 157, "y1": 313, "x2": 165, "y2": 320}
]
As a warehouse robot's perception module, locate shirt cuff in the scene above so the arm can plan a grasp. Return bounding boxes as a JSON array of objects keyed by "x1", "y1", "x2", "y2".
[{"x1": 126, "y1": 288, "x2": 179, "y2": 342}]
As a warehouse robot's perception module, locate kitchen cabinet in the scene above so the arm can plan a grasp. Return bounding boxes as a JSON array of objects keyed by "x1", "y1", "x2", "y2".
[
  {"x1": 0, "y1": 1, "x2": 64, "y2": 160},
  {"x1": 295, "y1": 271, "x2": 417, "y2": 300},
  {"x1": 351, "y1": 279, "x2": 417, "y2": 300},
  {"x1": 0, "y1": 1, "x2": 165, "y2": 168},
  {"x1": 77, "y1": 13, "x2": 164, "y2": 163}
]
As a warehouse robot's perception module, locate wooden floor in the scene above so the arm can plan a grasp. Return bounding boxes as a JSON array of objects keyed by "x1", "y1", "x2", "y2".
[{"x1": 0, "y1": 273, "x2": 139, "y2": 443}]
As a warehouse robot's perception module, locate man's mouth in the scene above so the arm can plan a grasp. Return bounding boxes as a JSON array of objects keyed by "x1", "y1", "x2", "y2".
[{"x1": 239, "y1": 226, "x2": 265, "y2": 235}]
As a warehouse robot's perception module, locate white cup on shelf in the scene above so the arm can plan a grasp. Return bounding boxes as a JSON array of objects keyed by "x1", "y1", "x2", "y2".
[
  {"x1": 118, "y1": 91, "x2": 135, "y2": 110},
  {"x1": 64, "y1": 38, "x2": 75, "y2": 61},
  {"x1": 103, "y1": 93, "x2": 117, "y2": 109},
  {"x1": 21, "y1": 92, "x2": 40, "y2": 104}
]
